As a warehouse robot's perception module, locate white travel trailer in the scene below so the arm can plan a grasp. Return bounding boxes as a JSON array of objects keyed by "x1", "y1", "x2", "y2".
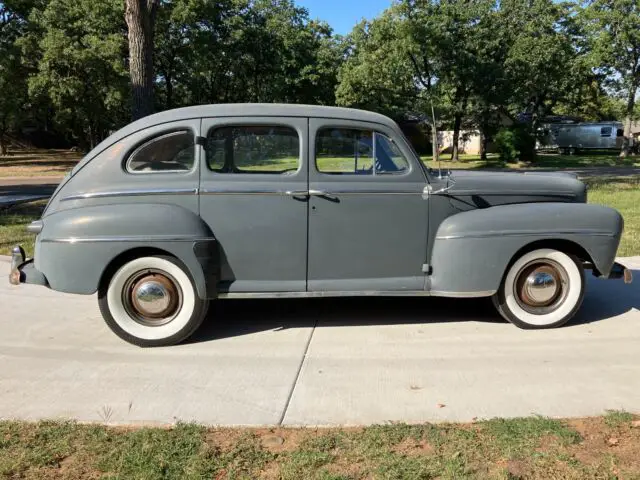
[{"x1": 537, "y1": 122, "x2": 624, "y2": 154}]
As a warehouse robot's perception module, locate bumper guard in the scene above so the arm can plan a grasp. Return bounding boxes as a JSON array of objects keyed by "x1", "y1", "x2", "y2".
[{"x1": 9, "y1": 245, "x2": 48, "y2": 287}]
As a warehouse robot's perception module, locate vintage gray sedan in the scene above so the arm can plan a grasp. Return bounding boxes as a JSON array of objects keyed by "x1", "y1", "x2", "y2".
[{"x1": 9, "y1": 104, "x2": 632, "y2": 346}]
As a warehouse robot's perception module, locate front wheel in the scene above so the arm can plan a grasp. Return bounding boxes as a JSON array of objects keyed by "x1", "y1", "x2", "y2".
[
  {"x1": 98, "y1": 255, "x2": 208, "y2": 347},
  {"x1": 492, "y1": 248, "x2": 585, "y2": 329}
]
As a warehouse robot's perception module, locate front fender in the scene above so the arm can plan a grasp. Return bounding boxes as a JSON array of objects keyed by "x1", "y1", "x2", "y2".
[
  {"x1": 35, "y1": 203, "x2": 218, "y2": 298},
  {"x1": 429, "y1": 203, "x2": 623, "y2": 296}
]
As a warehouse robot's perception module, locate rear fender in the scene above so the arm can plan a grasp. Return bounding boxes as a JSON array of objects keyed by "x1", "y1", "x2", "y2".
[
  {"x1": 35, "y1": 203, "x2": 218, "y2": 299},
  {"x1": 429, "y1": 203, "x2": 623, "y2": 296}
]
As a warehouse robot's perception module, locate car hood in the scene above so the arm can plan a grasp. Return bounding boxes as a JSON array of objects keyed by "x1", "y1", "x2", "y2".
[{"x1": 443, "y1": 169, "x2": 587, "y2": 209}]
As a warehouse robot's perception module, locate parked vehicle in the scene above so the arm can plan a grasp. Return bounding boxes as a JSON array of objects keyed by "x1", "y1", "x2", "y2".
[
  {"x1": 537, "y1": 121, "x2": 625, "y2": 154},
  {"x1": 9, "y1": 104, "x2": 632, "y2": 346}
]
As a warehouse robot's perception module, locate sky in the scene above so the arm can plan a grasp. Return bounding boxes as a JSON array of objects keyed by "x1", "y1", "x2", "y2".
[{"x1": 296, "y1": 0, "x2": 393, "y2": 35}]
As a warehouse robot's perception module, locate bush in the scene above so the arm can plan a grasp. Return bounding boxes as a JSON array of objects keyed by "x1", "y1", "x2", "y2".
[{"x1": 494, "y1": 126, "x2": 535, "y2": 163}]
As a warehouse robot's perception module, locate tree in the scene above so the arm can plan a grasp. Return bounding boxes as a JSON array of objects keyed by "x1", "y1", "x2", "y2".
[
  {"x1": 125, "y1": 0, "x2": 159, "y2": 120},
  {"x1": 583, "y1": 0, "x2": 640, "y2": 156},
  {"x1": 0, "y1": 1, "x2": 30, "y2": 155},
  {"x1": 22, "y1": 0, "x2": 129, "y2": 148}
]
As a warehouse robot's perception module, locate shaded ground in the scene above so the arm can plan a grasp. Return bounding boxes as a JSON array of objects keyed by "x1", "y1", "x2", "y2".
[
  {"x1": 0, "y1": 149, "x2": 81, "y2": 177},
  {"x1": 1, "y1": 414, "x2": 638, "y2": 479}
]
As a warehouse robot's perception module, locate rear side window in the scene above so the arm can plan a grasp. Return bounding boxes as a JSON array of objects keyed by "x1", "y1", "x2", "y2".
[
  {"x1": 617, "y1": 128, "x2": 624, "y2": 137},
  {"x1": 206, "y1": 126, "x2": 300, "y2": 174},
  {"x1": 126, "y1": 130, "x2": 195, "y2": 173},
  {"x1": 315, "y1": 128, "x2": 410, "y2": 175},
  {"x1": 601, "y1": 127, "x2": 612, "y2": 137}
]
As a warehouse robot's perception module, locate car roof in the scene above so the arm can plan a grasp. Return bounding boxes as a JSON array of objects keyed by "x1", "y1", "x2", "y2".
[{"x1": 72, "y1": 104, "x2": 397, "y2": 175}]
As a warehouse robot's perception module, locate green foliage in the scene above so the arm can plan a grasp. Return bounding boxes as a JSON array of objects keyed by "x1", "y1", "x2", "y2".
[
  {"x1": 20, "y1": 0, "x2": 129, "y2": 148},
  {"x1": 494, "y1": 127, "x2": 535, "y2": 163}
]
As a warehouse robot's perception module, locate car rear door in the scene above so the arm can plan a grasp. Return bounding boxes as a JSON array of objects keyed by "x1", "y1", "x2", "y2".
[{"x1": 199, "y1": 117, "x2": 308, "y2": 293}]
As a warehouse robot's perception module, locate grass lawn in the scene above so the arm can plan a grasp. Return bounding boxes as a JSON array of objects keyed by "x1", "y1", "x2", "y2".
[
  {"x1": 0, "y1": 150, "x2": 81, "y2": 177},
  {"x1": 422, "y1": 151, "x2": 640, "y2": 171},
  {"x1": 1, "y1": 413, "x2": 639, "y2": 479}
]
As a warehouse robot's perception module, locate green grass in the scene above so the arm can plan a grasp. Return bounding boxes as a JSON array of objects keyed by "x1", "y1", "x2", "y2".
[
  {"x1": 0, "y1": 201, "x2": 46, "y2": 257},
  {"x1": 422, "y1": 151, "x2": 640, "y2": 170},
  {"x1": 586, "y1": 177, "x2": 640, "y2": 256},
  {"x1": 603, "y1": 410, "x2": 635, "y2": 428},
  {"x1": 1, "y1": 415, "x2": 638, "y2": 479}
]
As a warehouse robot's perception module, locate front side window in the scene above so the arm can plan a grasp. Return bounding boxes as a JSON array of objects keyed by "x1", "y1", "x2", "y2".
[
  {"x1": 206, "y1": 125, "x2": 300, "y2": 174},
  {"x1": 601, "y1": 127, "x2": 613, "y2": 137},
  {"x1": 315, "y1": 128, "x2": 410, "y2": 175},
  {"x1": 126, "y1": 130, "x2": 195, "y2": 173}
]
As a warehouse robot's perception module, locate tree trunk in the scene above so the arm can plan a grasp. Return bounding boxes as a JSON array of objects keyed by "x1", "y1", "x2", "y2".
[
  {"x1": 166, "y1": 74, "x2": 173, "y2": 109},
  {"x1": 479, "y1": 129, "x2": 488, "y2": 161},
  {"x1": 450, "y1": 112, "x2": 462, "y2": 162},
  {"x1": 0, "y1": 134, "x2": 7, "y2": 156},
  {"x1": 125, "y1": 0, "x2": 159, "y2": 121},
  {"x1": 620, "y1": 83, "x2": 637, "y2": 158}
]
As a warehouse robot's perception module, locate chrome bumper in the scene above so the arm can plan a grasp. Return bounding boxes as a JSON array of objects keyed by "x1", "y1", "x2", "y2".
[
  {"x1": 607, "y1": 262, "x2": 633, "y2": 284},
  {"x1": 9, "y1": 245, "x2": 48, "y2": 287}
]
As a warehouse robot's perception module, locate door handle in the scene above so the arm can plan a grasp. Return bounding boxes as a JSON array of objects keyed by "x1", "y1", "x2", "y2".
[
  {"x1": 285, "y1": 190, "x2": 310, "y2": 201},
  {"x1": 309, "y1": 189, "x2": 339, "y2": 201}
]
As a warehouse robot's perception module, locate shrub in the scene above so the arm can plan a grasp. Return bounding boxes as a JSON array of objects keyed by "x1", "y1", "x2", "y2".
[{"x1": 494, "y1": 126, "x2": 535, "y2": 162}]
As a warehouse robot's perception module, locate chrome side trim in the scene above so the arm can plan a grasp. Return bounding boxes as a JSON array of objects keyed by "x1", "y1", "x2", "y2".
[
  {"x1": 429, "y1": 290, "x2": 496, "y2": 298},
  {"x1": 315, "y1": 190, "x2": 422, "y2": 196},
  {"x1": 218, "y1": 290, "x2": 432, "y2": 299},
  {"x1": 61, "y1": 188, "x2": 198, "y2": 201},
  {"x1": 200, "y1": 189, "x2": 301, "y2": 196},
  {"x1": 448, "y1": 189, "x2": 577, "y2": 197},
  {"x1": 200, "y1": 189, "x2": 422, "y2": 196},
  {"x1": 41, "y1": 236, "x2": 215, "y2": 244},
  {"x1": 436, "y1": 230, "x2": 614, "y2": 240}
]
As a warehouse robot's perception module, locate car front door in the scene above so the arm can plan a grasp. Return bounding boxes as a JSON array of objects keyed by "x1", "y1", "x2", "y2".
[
  {"x1": 199, "y1": 117, "x2": 308, "y2": 293},
  {"x1": 307, "y1": 118, "x2": 430, "y2": 292}
]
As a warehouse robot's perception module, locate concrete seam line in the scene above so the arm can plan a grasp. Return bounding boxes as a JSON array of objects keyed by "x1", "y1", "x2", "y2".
[{"x1": 278, "y1": 319, "x2": 317, "y2": 425}]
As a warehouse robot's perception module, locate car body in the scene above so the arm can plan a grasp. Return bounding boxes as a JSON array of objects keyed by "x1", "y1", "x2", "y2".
[{"x1": 9, "y1": 104, "x2": 632, "y2": 346}]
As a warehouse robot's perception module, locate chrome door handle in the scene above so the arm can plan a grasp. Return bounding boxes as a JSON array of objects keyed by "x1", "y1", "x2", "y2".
[
  {"x1": 285, "y1": 190, "x2": 309, "y2": 196},
  {"x1": 309, "y1": 189, "x2": 339, "y2": 201}
]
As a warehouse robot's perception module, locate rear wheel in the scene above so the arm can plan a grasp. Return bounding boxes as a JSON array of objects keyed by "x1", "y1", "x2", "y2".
[
  {"x1": 492, "y1": 248, "x2": 585, "y2": 329},
  {"x1": 98, "y1": 255, "x2": 208, "y2": 347}
]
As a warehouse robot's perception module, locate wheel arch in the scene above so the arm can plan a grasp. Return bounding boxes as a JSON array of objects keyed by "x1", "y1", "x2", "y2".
[{"x1": 98, "y1": 247, "x2": 178, "y2": 292}]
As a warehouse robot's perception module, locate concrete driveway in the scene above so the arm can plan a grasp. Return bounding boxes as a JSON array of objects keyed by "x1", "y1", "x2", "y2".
[{"x1": 1, "y1": 256, "x2": 639, "y2": 426}]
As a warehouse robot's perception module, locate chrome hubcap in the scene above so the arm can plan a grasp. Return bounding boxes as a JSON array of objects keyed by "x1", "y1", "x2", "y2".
[
  {"x1": 123, "y1": 270, "x2": 182, "y2": 326},
  {"x1": 515, "y1": 261, "x2": 568, "y2": 313}
]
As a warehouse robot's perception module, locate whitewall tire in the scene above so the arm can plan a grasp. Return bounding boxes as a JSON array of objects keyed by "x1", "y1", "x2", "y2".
[
  {"x1": 492, "y1": 248, "x2": 585, "y2": 329},
  {"x1": 98, "y1": 255, "x2": 208, "y2": 347}
]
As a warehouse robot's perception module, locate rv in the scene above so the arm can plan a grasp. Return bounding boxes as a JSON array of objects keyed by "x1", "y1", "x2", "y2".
[{"x1": 537, "y1": 121, "x2": 624, "y2": 154}]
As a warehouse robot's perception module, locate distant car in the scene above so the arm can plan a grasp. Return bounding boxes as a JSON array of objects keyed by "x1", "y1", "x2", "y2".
[{"x1": 9, "y1": 104, "x2": 632, "y2": 346}]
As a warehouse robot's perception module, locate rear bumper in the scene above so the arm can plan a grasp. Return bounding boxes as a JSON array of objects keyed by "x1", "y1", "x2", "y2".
[
  {"x1": 8, "y1": 246, "x2": 49, "y2": 287},
  {"x1": 606, "y1": 261, "x2": 633, "y2": 284}
]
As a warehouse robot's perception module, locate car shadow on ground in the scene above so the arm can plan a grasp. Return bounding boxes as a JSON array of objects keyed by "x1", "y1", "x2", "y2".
[{"x1": 190, "y1": 270, "x2": 640, "y2": 343}]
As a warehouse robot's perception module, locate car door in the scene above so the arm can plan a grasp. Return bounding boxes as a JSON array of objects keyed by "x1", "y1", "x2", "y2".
[
  {"x1": 307, "y1": 118, "x2": 430, "y2": 292},
  {"x1": 199, "y1": 117, "x2": 308, "y2": 293}
]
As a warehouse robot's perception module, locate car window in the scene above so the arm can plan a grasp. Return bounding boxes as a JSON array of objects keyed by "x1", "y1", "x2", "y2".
[
  {"x1": 617, "y1": 128, "x2": 624, "y2": 137},
  {"x1": 601, "y1": 127, "x2": 612, "y2": 137},
  {"x1": 206, "y1": 125, "x2": 300, "y2": 174},
  {"x1": 315, "y1": 128, "x2": 409, "y2": 175},
  {"x1": 126, "y1": 130, "x2": 195, "y2": 173}
]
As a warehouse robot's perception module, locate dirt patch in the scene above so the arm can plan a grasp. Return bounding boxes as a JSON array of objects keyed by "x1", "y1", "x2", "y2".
[{"x1": 392, "y1": 438, "x2": 435, "y2": 456}]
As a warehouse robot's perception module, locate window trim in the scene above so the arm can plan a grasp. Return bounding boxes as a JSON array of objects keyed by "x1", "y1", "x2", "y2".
[
  {"x1": 204, "y1": 124, "x2": 303, "y2": 175},
  {"x1": 125, "y1": 129, "x2": 198, "y2": 175},
  {"x1": 314, "y1": 127, "x2": 412, "y2": 177}
]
